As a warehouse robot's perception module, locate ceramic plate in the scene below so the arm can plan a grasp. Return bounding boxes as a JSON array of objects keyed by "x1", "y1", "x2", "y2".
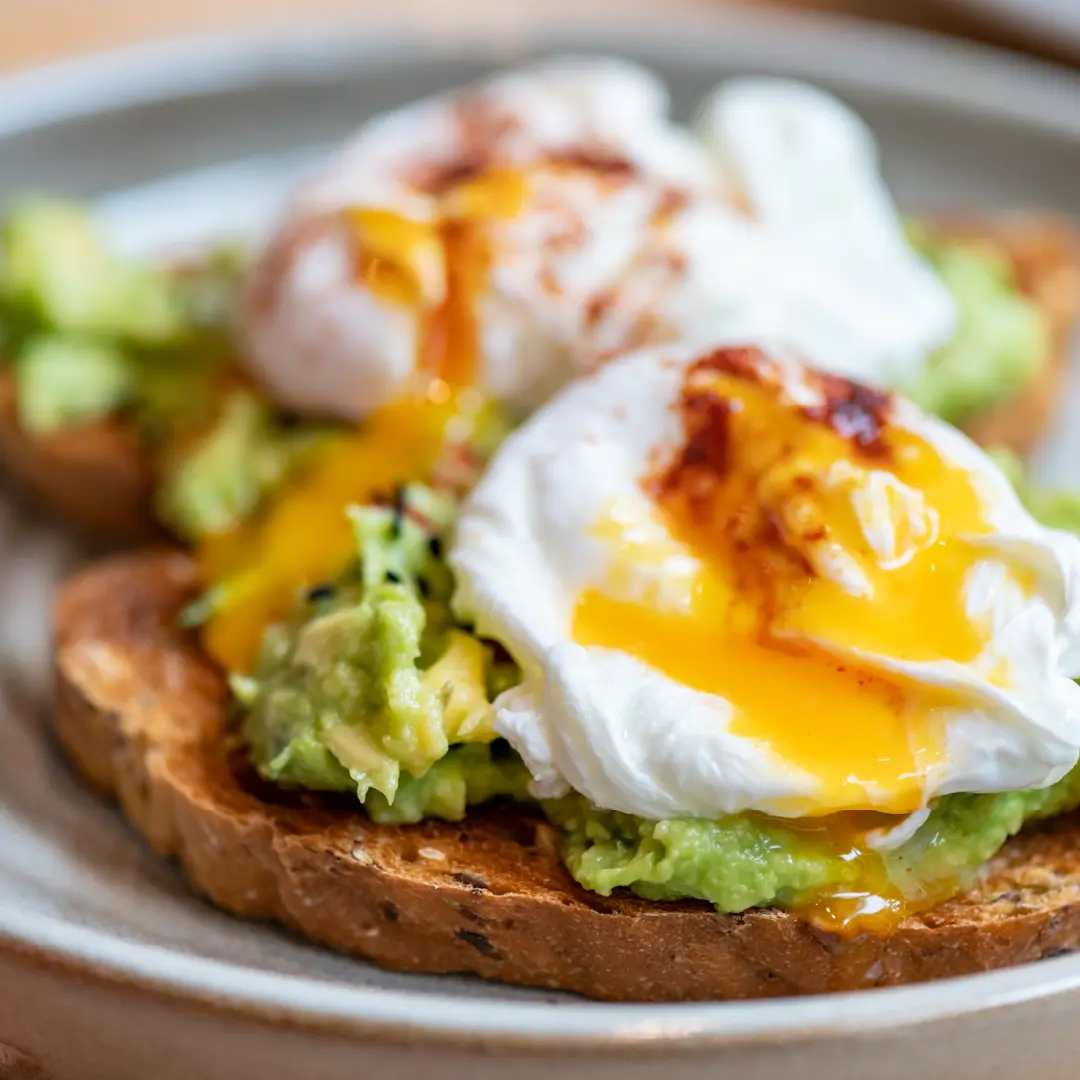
[
  {"x1": 4, "y1": 11, "x2": 1080, "y2": 1080},
  {"x1": 941, "y1": 0, "x2": 1080, "y2": 57}
]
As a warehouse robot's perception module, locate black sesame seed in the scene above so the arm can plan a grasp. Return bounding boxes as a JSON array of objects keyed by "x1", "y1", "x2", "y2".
[
  {"x1": 428, "y1": 535, "x2": 443, "y2": 558},
  {"x1": 455, "y1": 929, "x2": 499, "y2": 957},
  {"x1": 306, "y1": 583, "x2": 335, "y2": 603},
  {"x1": 452, "y1": 871, "x2": 489, "y2": 891},
  {"x1": 390, "y1": 486, "x2": 407, "y2": 538},
  {"x1": 385, "y1": 569, "x2": 402, "y2": 583}
]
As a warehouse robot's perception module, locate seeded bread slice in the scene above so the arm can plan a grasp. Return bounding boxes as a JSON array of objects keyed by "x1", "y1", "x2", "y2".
[
  {"x1": 0, "y1": 372, "x2": 159, "y2": 547},
  {"x1": 5, "y1": 216, "x2": 1080, "y2": 548},
  {"x1": 52, "y1": 549, "x2": 1080, "y2": 1002}
]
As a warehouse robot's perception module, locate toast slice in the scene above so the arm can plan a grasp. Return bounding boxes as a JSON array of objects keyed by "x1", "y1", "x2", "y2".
[
  {"x1": 0, "y1": 371, "x2": 160, "y2": 548},
  {"x1": 6, "y1": 216, "x2": 1080, "y2": 548},
  {"x1": 53, "y1": 549, "x2": 1080, "y2": 1002}
]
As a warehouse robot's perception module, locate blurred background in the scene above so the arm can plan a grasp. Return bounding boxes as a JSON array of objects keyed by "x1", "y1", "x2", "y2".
[{"x1": 3, "y1": 0, "x2": 1077, "y2": 72}]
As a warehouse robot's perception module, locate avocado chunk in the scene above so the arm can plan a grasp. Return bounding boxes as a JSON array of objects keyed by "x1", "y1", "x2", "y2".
[
  {"x1": 906, "y1": 228, "x2": 1049, "y2": 425},
  {"x1": 240, "y1": 485, "x2": 527, "y2": 817},
  {"x1": 155, "y1": 392, "x2": 325, "y2": 541},
  {"x1": 1, "y1": 199, "x2": 183, "y2": 346},
  {"x1": 14, "y1": 336, "x2": 135, "y2": 434}
]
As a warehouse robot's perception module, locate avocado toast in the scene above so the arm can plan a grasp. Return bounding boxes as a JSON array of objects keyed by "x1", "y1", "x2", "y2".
[
  {"x1": 29, "y1": 63, "x2": 1080, "y2": 1002},
  {"x1": 49, "y1": 341, "x2": 1080, "y2": 1002},
  {"x1": 52, "y1": 509, "x2": 1080, "y2": 1001}
]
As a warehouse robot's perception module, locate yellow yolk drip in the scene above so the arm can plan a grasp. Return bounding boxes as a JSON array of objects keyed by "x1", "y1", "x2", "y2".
[
  {"x1": 772, "y1": 810, "x2": 963, "y2": 934},
  {"x1": 197, "y1": 394, "x2": 453, "y2": 673},
  {"x1": 347, "y1": 208, "x2": 445, "y2": 307},
  {"x1": 198, "y1": 171, "x2": 526, "y2": 673},
  {"x1": 572, "y1": 359, "x2": 995, "y2": 820}
]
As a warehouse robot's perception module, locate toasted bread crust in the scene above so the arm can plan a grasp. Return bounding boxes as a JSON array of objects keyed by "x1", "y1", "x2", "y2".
[
  {"x1": 4, "y1": 217, "x2": 1079, "y2": 546},
  {"x1": 0, "y1": 371, "x2": 160, "y2": 547},
  {"x1": 52, "y1": 551, "x2": 1080, "y2": 1001}
]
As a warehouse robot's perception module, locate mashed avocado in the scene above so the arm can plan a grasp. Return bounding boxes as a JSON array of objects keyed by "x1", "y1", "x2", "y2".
[
  {"x1": 155, "y1": 392, "x2": 327, "y2": 541},
  {"x1": 0, "y1": 199, "x2": 231, "y2": 434},
  {"x1": 905, "y1": 226, "x2": 1048, "y2": 425},
  {"x1": 0, "y1": 199, "x2": 330, "y2": 540},
  {"x1": 239, "y1": 483, "x2": 530, "y2": 821},
  {"x1": 1, "y1": 199, "x2": 185, "y2": 347},
  {"x1": 550, "y1": 766, "x2": 1080, "y2": 915}
]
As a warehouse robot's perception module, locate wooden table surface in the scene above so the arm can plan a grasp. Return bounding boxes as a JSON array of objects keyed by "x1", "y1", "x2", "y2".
[{"x1": 0, "y1": 0, "x2": 1068, "y2": 74}]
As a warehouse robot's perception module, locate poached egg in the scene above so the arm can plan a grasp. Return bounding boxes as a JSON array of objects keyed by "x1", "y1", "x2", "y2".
[
  {"x1": 238, "y1": 61, "x2": 955, "y2": 423},
  {"x1": 239, "y1": 57, "x2": 723, "y2": 421},
  {"x1": 450, "y1": 344, "x2": 1080, "y2": 841}
]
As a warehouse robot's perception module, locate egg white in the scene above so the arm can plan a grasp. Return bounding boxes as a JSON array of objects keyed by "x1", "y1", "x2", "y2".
[{"x1": 449, "y1": 343, "x2": 1080, "y2": 822}]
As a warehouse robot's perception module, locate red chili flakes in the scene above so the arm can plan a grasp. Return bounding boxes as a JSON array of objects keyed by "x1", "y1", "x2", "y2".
[
  {"x1": 689, "y1": 345, "x2": 778, "y2": 387},
  {"x1": 546, "y1": 145, "x2": 637, "y2": 180},
  {"x1": 538, "y1": 265, "x2": 561, "y2": 297},
  {"x1": 664, "y1": 250, "x2": 688, "y2": 277},
  {"x1": 406, "y1": 96, "x2": 521, "y2": 195},
  {"x1": 645, "y1": 376, "x2": 736, "y2": 507},
  {"x1": 687, "y1": 346, "x2": 895, "y2": 460},
  {"x1": 652, "y1": 187, "x2": 690, "y2": 223},
  {"x1": 584, "y1": 288, "x2": 616, "y2": 330},
  {"x1": 246, "y1": 214, "x2": 335, "y2": 321},
  {"x1": 801, "y1": 374, "x2": 893, "y2": 458},
  {"x1": 409, "y1": 153, "x2": 491, "y2": 196},
  {"x1": 546, "y1": 217, "x2": 586, "y2": 254}
]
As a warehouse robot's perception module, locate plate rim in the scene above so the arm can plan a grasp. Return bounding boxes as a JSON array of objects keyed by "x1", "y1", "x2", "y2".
[
  {"x1": 7, "y1": 7, "x2": 1080, "y2": 1049},
  {"x1": 938, "y1": 0, "x2": 1080, "y2": 56}
]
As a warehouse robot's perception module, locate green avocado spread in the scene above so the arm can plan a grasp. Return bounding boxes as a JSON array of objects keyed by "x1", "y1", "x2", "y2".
[
  {"x1": 0, "y1": 199, "x2": 326, "y2": 541},
  {"x1": 236, "y1": 459, "x2": 1080, "y2": 924},
  {"x1": 549, "y1": 767, "x2": 1080, "y2": 918},
  {"x1": 1, "y1": 200, "x2": 227, "y2": 431},
  {"x1": 238, "y1": 484, "x2": 531, "y2": 824},
  {"x1": 904, "y1": 226, "x2": 1049, "y2": 425}
]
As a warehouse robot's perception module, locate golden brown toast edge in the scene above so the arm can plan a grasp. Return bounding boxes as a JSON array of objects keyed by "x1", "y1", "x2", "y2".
[
  {"x1": 0, "y1": 371, "x2": 160, "y2": 548},
  {"x1": 51, "y1": 550, "x2": 1080, "y2": 1002}
]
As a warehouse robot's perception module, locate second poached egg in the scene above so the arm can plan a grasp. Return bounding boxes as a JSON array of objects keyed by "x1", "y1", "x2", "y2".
[{"x1": 239, "y1": 60, "x2": 956, "y2": 423}]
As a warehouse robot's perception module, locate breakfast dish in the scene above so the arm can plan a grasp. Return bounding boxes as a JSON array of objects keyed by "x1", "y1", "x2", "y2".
[
  {"x1": 55, "y1": 341, "x2": 1080, "y2": 1001},
  {"x1": 27, "y1": 58, "x2": 1080, "y2": 1002}
]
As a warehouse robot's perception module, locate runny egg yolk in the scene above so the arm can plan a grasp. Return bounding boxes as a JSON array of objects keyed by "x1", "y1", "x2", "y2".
[
  {"x1": 198, "y1": 170, "x2": 526, "y2": 673},
  {"x1": 572, "y1": 350, "x2": 1003, "y2": 927},
  {"x1": 772, "y1": 810, "x2": 964, "y2": 935}
]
